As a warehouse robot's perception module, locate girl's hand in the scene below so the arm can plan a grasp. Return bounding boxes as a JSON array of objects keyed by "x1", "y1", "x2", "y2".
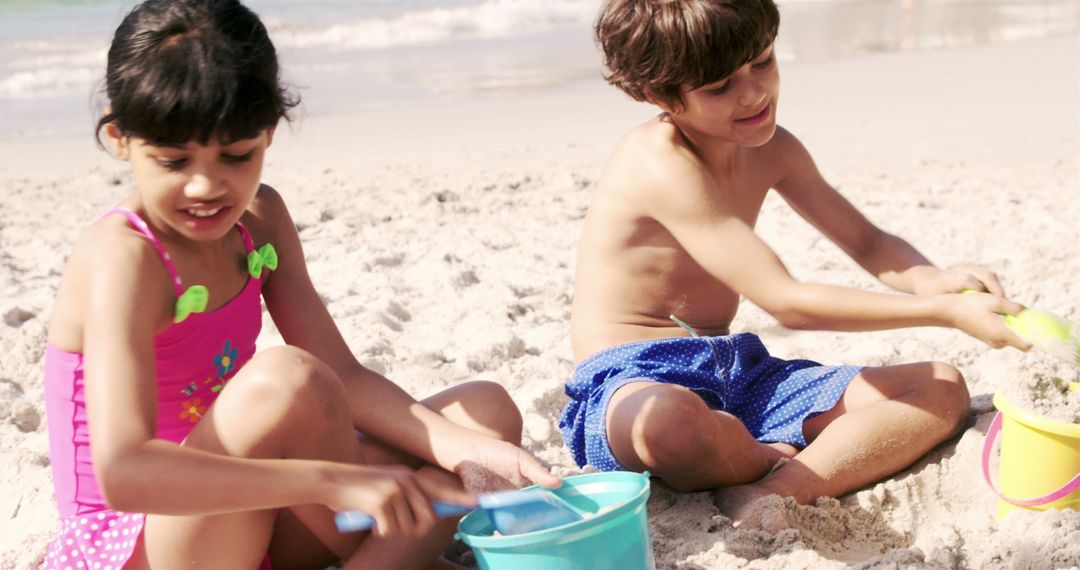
[
  {"x1": 944, "y1": 291, "x2": 1031, "y2": 350},
  {"x1": 915, "y1": 264, "x2": 1006, "y2": 297},
  {"x1": 324, "y1": 463, "x2": 471, "y2": 538},
  {"x1": 453, "y1": 440, "x2": 562, "y2": 494},
  {"x1": 413, "y1": 464, "x2": 477, "y2": 507}
]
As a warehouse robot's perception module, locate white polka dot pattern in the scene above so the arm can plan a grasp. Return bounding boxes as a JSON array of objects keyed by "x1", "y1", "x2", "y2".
[
  {"x1": 558, "y1": 334, "x2": 862, "y2": 471},
  {"x1": 43, "y1": 511, "x2": 145, "y2": 570}
]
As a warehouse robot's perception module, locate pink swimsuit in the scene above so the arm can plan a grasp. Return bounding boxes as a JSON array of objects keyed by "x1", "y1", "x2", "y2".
[{"x1": 44, "y1": 208, "x2": 265, "y2": 570}]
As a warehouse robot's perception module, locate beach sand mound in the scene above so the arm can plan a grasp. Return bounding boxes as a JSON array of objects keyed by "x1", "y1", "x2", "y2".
[
  {"x1": 2, "y1": 151, "x2": 1078, "y2": 568},
  {"x1": 1, "y1": 33, "x2": 1078, "y2": 569}
]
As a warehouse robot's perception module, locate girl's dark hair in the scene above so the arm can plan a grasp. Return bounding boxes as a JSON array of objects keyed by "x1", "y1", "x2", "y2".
[
  {"x1": 96, "y1": 0, "x2": 298, "y2": 146},
  {"x1": 595, "y1": 0, "x2": 779, "y2": 110}
]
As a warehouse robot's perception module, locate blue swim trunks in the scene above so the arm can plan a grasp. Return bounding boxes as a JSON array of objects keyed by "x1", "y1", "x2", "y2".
[{"x1": 558, "y1": 334, "x2": 862, "y2": 472}]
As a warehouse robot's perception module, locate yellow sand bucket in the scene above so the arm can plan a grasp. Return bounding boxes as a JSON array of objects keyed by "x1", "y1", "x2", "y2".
[{"x1": 983, "y1": 393, "x2": 1080, "y2": 520}]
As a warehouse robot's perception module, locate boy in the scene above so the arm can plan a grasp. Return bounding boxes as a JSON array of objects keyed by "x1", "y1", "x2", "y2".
[{"x1": 560, "y1": 0, "x2": 1030, "y2": 522}]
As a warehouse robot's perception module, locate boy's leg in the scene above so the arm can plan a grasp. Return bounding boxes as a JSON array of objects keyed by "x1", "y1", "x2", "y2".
[
  {"x1": 606, "y1": 381, "x2": 796, "y2": 491},
  {"x1": 715, "y1": 361, "x2": 969, "y2": 521}
]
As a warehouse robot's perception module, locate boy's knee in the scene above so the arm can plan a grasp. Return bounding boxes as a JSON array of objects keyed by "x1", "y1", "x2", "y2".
[
  {"x1": 930, "y1": 362, "x2": 969, "y2": 403},
  {"x1": 922, "y1": 362, "x2": 970, "y2": 431},
  {"x1": 634, "y1": 388, "x2": 714, "y2": 470}
]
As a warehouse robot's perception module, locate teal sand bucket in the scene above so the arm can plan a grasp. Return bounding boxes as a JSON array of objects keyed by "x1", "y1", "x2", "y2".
[{"x1": 457, "y1": 471, "x2": 655, "y2": 570}]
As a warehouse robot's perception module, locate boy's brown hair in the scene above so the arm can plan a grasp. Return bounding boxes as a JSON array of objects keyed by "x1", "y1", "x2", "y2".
[{"x1": 595, "y1": 0, "x2": 779, "y2": 110}]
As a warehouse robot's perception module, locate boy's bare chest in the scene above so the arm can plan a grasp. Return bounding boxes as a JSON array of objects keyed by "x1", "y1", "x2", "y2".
[
  {"x1": 703, "y1": 157, "x2": 778, "y2": 223},
  {"x1": 710, "y1": 179, "x2": 771, "y2": 226}
]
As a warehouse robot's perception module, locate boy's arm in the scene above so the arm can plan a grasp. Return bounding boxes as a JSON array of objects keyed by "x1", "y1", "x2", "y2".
[
  {"x1": 642, "y1": 148, "x2": 1028, "y2": 349},
  {"x1": 770, "y1": 128, "x2": 1005, "y2": 296},
  {"x1": 253, "y1": 186, "x2": 559, "y2": 491}
]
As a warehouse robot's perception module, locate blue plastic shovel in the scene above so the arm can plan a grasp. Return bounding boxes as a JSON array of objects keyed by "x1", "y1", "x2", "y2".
[{"x1": 335, "y1": 488, "x2": 583, "y2": 535}]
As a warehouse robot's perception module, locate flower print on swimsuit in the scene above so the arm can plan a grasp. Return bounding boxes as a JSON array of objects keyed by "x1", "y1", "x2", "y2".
[
  {"x1": 214, "y1": 340, "x2": 239, "y2": 378},
  {"x1": 179, "y1": 398, "x2": 206, "y2": 423}
]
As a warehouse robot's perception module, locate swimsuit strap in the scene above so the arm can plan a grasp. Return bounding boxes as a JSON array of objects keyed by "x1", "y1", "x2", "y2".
[
  {"x1": 102, "y1": 208, "x2": 255, "y2": 323},
  {"x1": 235, "y1": 222, "x2": 255, "y2": 254},
  {"x1": 103, "y1": 208, "x2": 184, "y2": 297}
]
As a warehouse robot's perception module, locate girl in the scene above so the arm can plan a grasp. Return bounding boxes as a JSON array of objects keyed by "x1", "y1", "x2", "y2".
[{"x1": 43, "y1": 1, "x2": 559, "y2": 568}]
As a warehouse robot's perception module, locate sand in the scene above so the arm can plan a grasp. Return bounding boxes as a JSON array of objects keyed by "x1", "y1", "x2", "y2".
[{"x1": 1, "y1": 32, "x2": 1078, "y2": 569}]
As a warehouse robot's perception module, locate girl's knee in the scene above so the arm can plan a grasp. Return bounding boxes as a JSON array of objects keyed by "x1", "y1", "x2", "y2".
[
  {"x1": 233, "y1": 346, "x2": 346, "y2": 417},
  {"x1": 450, "y1": 380, "x2": 523, "y2": 444}
]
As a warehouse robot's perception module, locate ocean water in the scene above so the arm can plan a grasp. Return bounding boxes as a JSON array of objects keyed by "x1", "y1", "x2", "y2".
[{"x1": 0, "y1": 0, "x2": 1076, "y2": 139}]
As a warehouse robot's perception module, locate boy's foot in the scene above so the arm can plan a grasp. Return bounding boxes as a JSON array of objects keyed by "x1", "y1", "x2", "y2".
[
  {"x1": 713, "y1": 484, "x2": 790, "y2": 533},
  {"x1": 766, "y1": 442, "x2": 799, "y2": 459}
]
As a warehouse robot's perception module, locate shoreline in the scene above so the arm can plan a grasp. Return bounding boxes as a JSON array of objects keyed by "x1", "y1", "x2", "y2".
[
  {"x1": 6, "y1": 30, "x2": 1075, "y2": 179},
  {"x1": 3, "y1": 0, "x2": 1079, "y2": 140}
]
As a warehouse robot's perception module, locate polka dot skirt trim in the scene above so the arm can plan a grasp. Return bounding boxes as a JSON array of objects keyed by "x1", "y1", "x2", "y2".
[{"x1": 44, "y1": 511, "x2": 145, "y2": 570}]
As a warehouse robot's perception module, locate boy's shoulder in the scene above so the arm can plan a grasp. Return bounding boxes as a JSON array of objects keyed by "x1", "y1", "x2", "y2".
[
  {"x1": 604, "y1": 118, "x2": 807, "y2": 203},
  {"x1": 615, "y1": 115, "x2": 701, "y2": 168},
  {"x1": 763, "y1": 125, "x2": 812, "y2": 168},
  {"x1": 603, "y1": 116, "x2": 710, "y2": 199}
]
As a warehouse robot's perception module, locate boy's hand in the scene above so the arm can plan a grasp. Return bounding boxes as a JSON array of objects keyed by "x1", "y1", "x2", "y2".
[
  {"x1": 944, "y1": 291, "x2": 1032, "y2": 351},
  {"x1": 914, "y1": 264, "x2": 1005, "y2": 297},
  {"x1": 453, "y1": 440, "x2": 562, "y2": 494}
]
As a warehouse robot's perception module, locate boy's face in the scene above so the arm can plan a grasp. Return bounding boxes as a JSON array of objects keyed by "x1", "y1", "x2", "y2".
[{"x1": 665, "y1": 45, "x2": 779, "y2": 147}]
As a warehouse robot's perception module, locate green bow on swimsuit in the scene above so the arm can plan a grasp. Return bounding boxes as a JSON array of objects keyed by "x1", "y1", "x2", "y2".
[
  {"x1": 173, "y1": 244, "x2": 277, "y2": 323},
  {"x1": 174, "y1": 285, "x2": 209, "y2": 324},
  {"x1": 247, "y1": 243, "x2": 279, "y2": 278}
]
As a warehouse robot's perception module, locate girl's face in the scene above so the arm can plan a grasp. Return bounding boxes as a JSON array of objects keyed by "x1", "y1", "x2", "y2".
[
  {"x1": 666, "y1": 45, "x2": 780, "y2": 148},
  {"x1": 106, "y1": 125, "x2": 273, "y2": 242}
]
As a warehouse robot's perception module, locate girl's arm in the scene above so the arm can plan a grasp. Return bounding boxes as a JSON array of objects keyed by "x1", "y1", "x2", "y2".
[
  {"x1": 770, "y1": 128, "x2": 1007, "y2": 296},
  {"x1": 80, "y1": 220, "x2": 466, "y2": 531},
  {"x1": 251, "y1": 186, "x2": 558, "y2": 489}
]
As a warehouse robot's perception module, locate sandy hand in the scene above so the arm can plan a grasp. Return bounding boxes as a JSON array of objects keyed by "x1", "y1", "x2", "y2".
[
  {"x1": 713, "y1": 487, "x2": 791, "y2": 533},
  {"x1": 946, "y1": 291, "x2": 1031, "y2": 350},
  {"x1": 453, "y1": 440, "x2": 561, "y2": 493},
  {"x1": 915, "y1": 264, "x2": 1006, "y2": 297}
]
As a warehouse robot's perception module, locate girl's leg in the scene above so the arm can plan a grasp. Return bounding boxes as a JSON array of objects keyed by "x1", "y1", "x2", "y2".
[
  {"x1": 352, "y1": 381, "x2": 523, "y2": 568},
  {"x1": 267, "y1": 380, "x2": 526, "y2": 569},
  {"x1": 125, "y1": 346, "x2": 454, "y2": 570},
  {"x1": 134, "y1": 346, "x2": 365, "y2": 568},
  {"x1": 355, "y1": 380, "x2": 525, "y2": 467}
]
